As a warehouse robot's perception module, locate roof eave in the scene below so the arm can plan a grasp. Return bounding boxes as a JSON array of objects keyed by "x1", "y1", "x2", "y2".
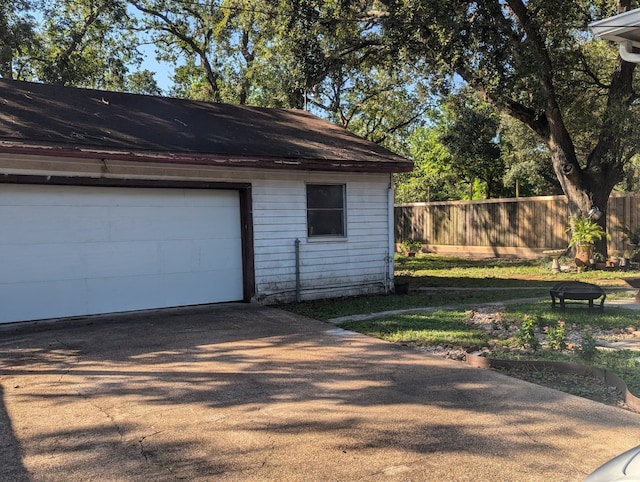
[
  {"x1": 0, "y1": 142, "x2": 414, "y2": 174},
  {"x1": 590, "y1": 8, "x2": 640, "y2": 50}
]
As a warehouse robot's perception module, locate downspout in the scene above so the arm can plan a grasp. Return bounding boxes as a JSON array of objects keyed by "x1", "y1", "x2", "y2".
[
  {"x1": 295, "y1": 238, "x2": 301, "y2": 302},
  {"x1": 619, "y1": 41, "x2": 640, "y2": 63},
  {"x1": 387, "y1": 174, "x2": 395, "y2": 292}
]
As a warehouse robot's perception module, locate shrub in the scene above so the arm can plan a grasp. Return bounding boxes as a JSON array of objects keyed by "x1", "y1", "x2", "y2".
[
  {"x1": 617, "y1": 224, "x2": 640, "y2": 245},
  {"x1": 515, "y1": 314, "x2": 541, "y2": 351},
  {"x1": 576, "y1": 329, "x2": 598, "y2": 361},
  {"x1": 566, "y1": 216, "x2": 609, "y2": 247},
  {"x1": 400, "y1": 239, "x2": 422, "y2": 253},
  {"x1": 544, "y1": 320, "x2": 567, "y2": 350}
]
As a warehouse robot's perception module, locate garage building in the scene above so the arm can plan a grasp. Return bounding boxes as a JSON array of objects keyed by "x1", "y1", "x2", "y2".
[{"x1": 0, "y1": 79, "x2": 412, "y2": 324}]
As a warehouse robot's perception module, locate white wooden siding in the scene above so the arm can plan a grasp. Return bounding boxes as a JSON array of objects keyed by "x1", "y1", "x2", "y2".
[{"x1": 251, "y1": 174, "x2": 391, "y2": 302}]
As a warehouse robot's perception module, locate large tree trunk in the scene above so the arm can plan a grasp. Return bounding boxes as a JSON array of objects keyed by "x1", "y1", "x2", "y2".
[
  {"x1": 547, "y1": 123, "x2": 621, "y2": 257},
  {"x1": 493, "y1": 0, "x2": 636, "y2": 259},
  {"x1": 547, "y1": 54, "x2": 635, "y2": 257},
  {"x1": 559, "y1": 165, "x2": 614, "y2": 257}
]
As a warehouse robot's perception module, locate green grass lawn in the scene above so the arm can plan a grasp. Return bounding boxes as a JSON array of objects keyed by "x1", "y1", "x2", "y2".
[
  {"x1": 339, "y1": 310, "x2": 489, "y2": 347},
  {"x1": 395, "y1": 253, "x2": 638, "y2": 288},
  {"x1": 280, "y1": 288, "x2": 550, "y2": 320}
]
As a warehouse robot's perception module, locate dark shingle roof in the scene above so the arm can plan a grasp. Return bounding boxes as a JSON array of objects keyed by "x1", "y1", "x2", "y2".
[{"x1": 0, "y1": 79, "x2": 412, "y2": 173}]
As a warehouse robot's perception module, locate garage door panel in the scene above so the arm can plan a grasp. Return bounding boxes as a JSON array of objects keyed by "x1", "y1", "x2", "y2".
[
  {"x1": 108, "y1": 206, "x2": 187, "y2": 241},
  {"x1": 0, "y1": 244, "x2": 86, "y2": 283},
  {"x1": 195, "y1": 239, "x2": 242, "y2": 271},
  {"x1": 0, "y1": 184, "x2": 244, "y2": 323},
  {"x1": 86, "y1": 274, "x2": 168, "y2": 313},
  {"x1": 189, "y1": 191, "x2": 239, "y2": 208},
  {"x1": 74, "y1": 188, "x2": 189, "y2": 208},
  {"x1": 85, "y1": 271, "x2": 242, "y2": 313},
  {"x1": 0, "y1": 206, "x2": 109, "y2": 244},
  {"x1": 213, "y1": 210, "x2": 243, "y2": 234},
  {"x1": 0, "y1": 185, "x2": 83, "y2": 205},
  {"x1": 108, "y1": 206, "x2": 234, "y2": 242},
  {"x1": 84, "y1": 242, "x2": 161, "y2": 279},
  {"x1": 0, "y1": 279, "x2": 89, "y2": 323},
  {"x1": 159, "y1": 240, "x2": 197, "y2": 274}
]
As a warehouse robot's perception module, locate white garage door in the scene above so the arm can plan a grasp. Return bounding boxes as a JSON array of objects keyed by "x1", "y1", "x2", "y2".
[{"x1": 0, "y1": 184, "x2": 244, "y2": 323}]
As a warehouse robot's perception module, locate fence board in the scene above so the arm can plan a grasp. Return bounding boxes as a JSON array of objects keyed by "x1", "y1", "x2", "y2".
[{"x1": 395, "y1": 193, "x2": 640, "y2": 257}]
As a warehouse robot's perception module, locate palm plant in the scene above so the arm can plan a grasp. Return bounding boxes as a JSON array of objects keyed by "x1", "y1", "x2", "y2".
[
  {"x1": 566, "y1": 216, "x2": 610, "y2": 269},
  {"x1": 566, "y1": 216, "x2": 609, "y2": 247}
]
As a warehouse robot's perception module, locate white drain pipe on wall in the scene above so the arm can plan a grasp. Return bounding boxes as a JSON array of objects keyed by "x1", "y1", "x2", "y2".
[
  {"x1": 295, "y1": 238, "x2": 301, "y2": 302},
  {"x1": 387, "y1": 175, "x2": 395, "y2": 292}
]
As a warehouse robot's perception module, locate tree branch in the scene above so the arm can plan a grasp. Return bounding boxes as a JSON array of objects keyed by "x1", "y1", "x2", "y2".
[{"x1": 130, "y1": 0, "x2": 221, "y2": 101}]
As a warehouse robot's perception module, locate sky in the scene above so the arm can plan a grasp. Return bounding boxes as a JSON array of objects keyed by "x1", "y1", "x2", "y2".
[{"x1": 138, "y1": 44, "x2": 174, "y2": 93}]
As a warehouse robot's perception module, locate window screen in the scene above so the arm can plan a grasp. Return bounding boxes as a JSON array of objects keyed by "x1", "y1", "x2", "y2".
[{"x1": 306, "y1": 184, "x2": 346, "y2": 237}]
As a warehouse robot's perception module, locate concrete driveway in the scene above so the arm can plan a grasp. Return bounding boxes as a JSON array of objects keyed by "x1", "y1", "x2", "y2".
[{"x1": 1, "y1": 304, "x2": 639, "y2": 481}]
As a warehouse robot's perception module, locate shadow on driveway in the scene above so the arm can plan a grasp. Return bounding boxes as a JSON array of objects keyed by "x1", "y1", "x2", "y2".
[
  {"x1": 0, "y1": 303, "x2": 639, "y2": 481},
  {"x1": 0, "y1": 385, "x2": 30, "y2": 481}
]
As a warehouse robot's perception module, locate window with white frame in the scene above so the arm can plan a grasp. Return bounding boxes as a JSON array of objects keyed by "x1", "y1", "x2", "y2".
[{"x1": 306, "y1": 184, "x2": 346, "y2": 237}]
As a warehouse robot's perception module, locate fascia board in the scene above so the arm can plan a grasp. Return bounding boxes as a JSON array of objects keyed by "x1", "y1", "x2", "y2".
[{"x1": 590, "y1": 8, "x2": 640, "y2": 47}]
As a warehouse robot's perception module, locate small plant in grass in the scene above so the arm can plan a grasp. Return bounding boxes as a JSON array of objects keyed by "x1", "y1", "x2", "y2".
[
  {"x1": 576, "y1": 329, "x2": 598, "y2": 361},
  {"x1": 338, "y1": 310, "x2": 489, "y2": 348},
  {"x1": 544, "y1": 320, "x2": 567, "y2": 350},
  {"x1": 400, "y1": 239, "x2": 422, "y2": 255},
  {"x1": 600, "y1": 350, "x2": 640, "y2": 395},
  {"x1": 515, "y1": 314, "x2": 541, "y2": 351}
]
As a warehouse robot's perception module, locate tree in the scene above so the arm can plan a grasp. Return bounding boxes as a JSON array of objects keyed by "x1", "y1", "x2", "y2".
[
  {"x1": 499, "y1": 116, "x2": 562, "y2": 197},
  {"x1": 125, "y1": 69, "x2": 163, "y2": 95},
  {"x1": 395, "y1": 125, "x2": 465, "y2": 202},
  {"x1": 1, "y1": 0, "x2": 159, "y2": 93},
  {"x1": 132, "y1": 0, "x2": 429, "y2": 146},
  {"x1": 310, "y1": 66, "x2": 429, "y2": 152},
  {"x1": 290, "y1": 0, "x2": 640, "y2": 255},
  {"x1": 31, "y1": 0, "x2": 143, "y2": 89},
  {"x1": 130, "y1": 0, "x2": 301, "y2": 104},
  {"x1": 0, "y1": 0, "x2": 37, "y2": 79},
  {"x1": 397, "y1": 92, "x2": 559, "y2": 202},
  {"x1": 440, "y1": 89, "x2": 509, "y2": 199}
]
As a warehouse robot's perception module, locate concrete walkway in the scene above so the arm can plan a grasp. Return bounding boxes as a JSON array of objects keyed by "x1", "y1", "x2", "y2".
[
  {"x1": 605, "y1": 298, "x2": 640, "y2": 310},
  {"x1": 328, "y1": 295, "x2": 640, "y2": 320},
  {"x1": 1, "y1": 303, "x2": 640, "y2": 481}
]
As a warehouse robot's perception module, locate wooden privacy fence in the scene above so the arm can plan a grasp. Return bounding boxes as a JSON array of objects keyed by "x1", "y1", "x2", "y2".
[{"x1": 395, "y1": 192, "x2": 640, "y2": 258}]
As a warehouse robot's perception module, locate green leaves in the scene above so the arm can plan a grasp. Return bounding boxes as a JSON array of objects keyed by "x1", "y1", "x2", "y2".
[
  {"x1": 395, "y1": 125, "x2": 463, "y2": 203},
  {"x1": 566, "y1": 215, "x2": 610, "y2": 247},
  {"x1": 0, "y1": 0, "x2": 38, "y2": 79},
  {"x1": 33, "y1": 0, "x2": 141, "y2": 89},
  {"x1": 4, "y1": 0, "x2": 639, "y2": 216}
]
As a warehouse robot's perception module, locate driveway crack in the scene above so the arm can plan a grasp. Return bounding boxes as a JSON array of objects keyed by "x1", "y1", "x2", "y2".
[{"x1": 138, "y1": 432, "x2": 162, "y2": 463}]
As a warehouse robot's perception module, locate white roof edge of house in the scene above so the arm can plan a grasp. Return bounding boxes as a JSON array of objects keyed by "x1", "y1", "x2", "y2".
[
  {"x1": 590, "y1": 8, "x2": 640, "y2": 62},
  {"x1": 590, "y1": 8, "x2": 640, "y2": 37}
]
